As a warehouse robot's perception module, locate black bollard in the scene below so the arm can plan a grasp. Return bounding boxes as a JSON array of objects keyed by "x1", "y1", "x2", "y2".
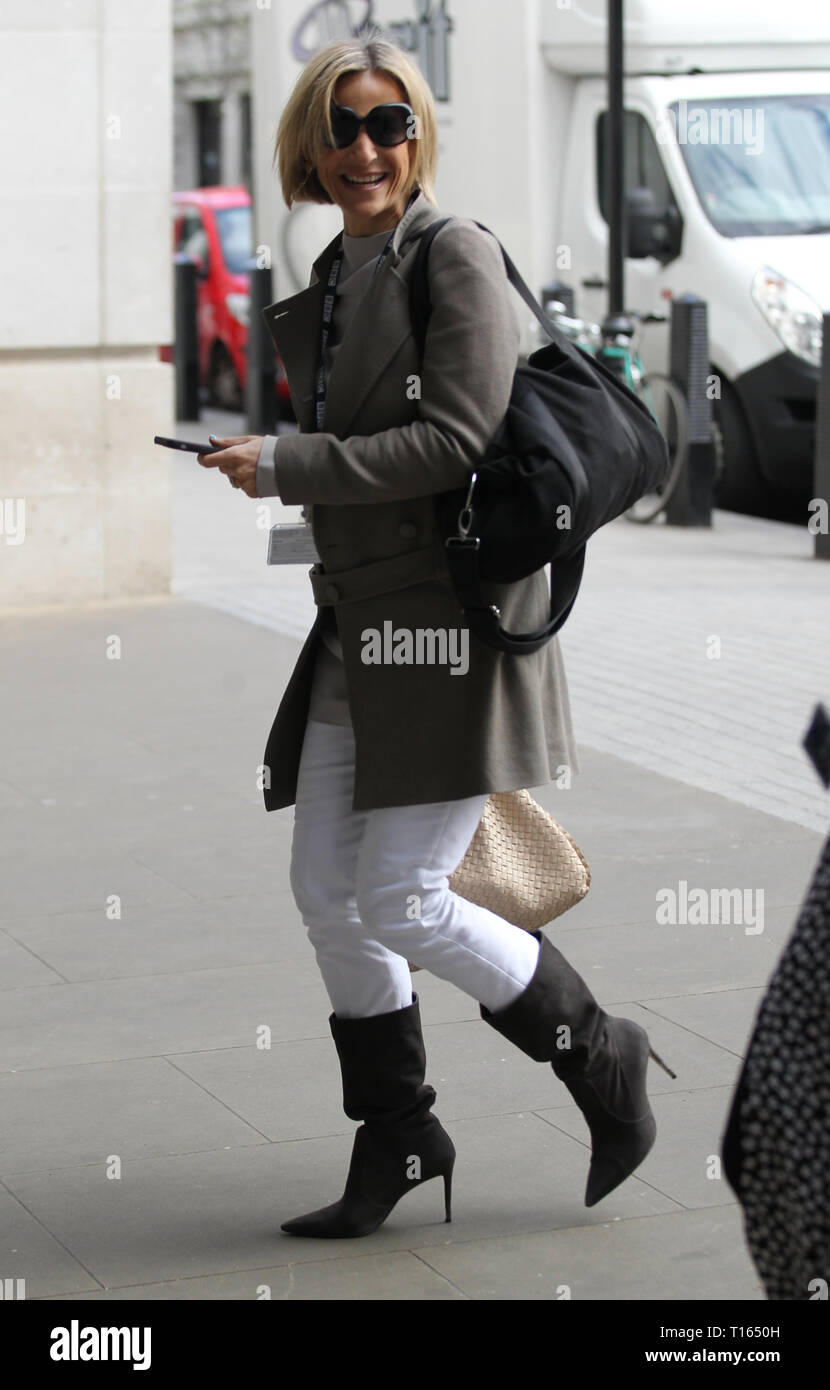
[
  {"x1": 665, "y1": 293, "x2": 714, "y2": 527},
  {"x1": 246, "y1": 262, "x2": 278, "y2": 436},
  {"x1": 814, "y1": 313, "x2": 830, "y2": 561},
  {"x1": 174, "y1": 255, "x2": 200, "y2": 422}
]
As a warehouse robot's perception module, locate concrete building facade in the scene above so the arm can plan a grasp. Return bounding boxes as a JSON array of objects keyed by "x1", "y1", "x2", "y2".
[
  {"x1": 172, "y1": 0, "x2": 252, "y2": 192},
  {"x1": 0, "y1": 0, "x2": 175, "y2": 607}
]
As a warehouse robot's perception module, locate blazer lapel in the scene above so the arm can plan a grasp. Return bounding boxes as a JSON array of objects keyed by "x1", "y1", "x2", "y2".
[
  {"x1": 260, "y1": 195, "x2": 446, "y2": 438},
  {"x1": 261, "y1": 234, "x2": 340, "y2": 435}
]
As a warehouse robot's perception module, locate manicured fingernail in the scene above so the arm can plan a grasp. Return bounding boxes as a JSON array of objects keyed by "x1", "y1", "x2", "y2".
[{"x1": 209, "y1": 434, "x2": 217, "y2": 441}]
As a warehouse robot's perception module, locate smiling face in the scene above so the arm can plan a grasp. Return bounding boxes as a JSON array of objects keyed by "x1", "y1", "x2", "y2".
[{"x1": 315, "y1": 69, "x2": 416, "y2": 236}]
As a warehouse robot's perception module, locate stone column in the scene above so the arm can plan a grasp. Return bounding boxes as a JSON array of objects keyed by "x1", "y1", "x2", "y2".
[
  {"x1": 220, "y1": 91, "x2": 243, "y2": 186},
  {"x1": 0, "y1": 0, "x2": 175, "y2": 606}
]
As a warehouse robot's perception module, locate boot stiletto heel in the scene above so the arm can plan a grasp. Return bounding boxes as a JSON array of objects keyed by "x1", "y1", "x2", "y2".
[
  {"x1": 442, "y1": 1157, "x2": 454, "y2": 1222},
  {"x1": 649, "y1": 1046, "x2": 677, "y2": 1079}
]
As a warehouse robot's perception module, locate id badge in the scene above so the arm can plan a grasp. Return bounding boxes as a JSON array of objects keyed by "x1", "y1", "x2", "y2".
[{"x1": 267, "y1": 523, "x2": 320, "y2": 565}]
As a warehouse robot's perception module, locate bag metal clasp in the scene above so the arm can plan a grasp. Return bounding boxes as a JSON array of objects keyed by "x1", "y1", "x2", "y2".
[{"x1": 457, "y1": 471, "x2": 477, "y2": 538}]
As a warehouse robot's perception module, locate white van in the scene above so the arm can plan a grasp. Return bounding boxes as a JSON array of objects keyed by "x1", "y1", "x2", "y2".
[{"x1": 537, "y1": 0, "x2": 830, "y2": 509}]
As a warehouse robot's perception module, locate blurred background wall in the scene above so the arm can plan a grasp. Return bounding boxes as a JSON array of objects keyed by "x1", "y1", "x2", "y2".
[{"x1": 0, "y1": 0, "x2": 174, "y2": 608}]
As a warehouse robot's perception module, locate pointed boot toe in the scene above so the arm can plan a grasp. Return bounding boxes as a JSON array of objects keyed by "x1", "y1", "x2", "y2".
[
  {"x1": 583, "y1": 1111, "x2": 657, "y2": 1206},
  {"x1": 281, "y1": 1203, "x2": 341, "y2": 1237},
  {"x1": 562, "y1": 1017, "x2": 658, "y2": 1206},
  {"x1": 280, "y1": 1192, "x2": 391, "y2": 1239}
]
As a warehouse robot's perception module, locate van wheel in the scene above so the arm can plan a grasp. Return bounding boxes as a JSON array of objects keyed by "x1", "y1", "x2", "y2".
[
  {"x1": 711, "y1": 379, "x2": 772, "y2": 514},
  {"x1": 208, "y1": 343, "x2": 242, "y2": 411}
]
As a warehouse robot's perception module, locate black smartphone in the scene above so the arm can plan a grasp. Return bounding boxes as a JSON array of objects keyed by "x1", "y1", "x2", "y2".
[{"x1": 154, "y1": 435, "x2": 225, "y2": 454}]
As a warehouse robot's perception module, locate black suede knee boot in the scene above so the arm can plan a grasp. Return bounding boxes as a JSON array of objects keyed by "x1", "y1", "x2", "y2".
[
  {"x1": 479, "y1": 932, "x2": 676, "y2": 1206},
  {"x1": 281, "y1": 993, "x2": 456, "y2": 1238}
]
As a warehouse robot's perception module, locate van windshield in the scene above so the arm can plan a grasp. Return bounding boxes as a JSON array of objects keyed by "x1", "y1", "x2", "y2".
[
  {"x1": 670, "y1": 95, "x2": 830, "y2": 237},
  {"x1": 214, "y1": 205, "x2": 253, "y2": 273}
]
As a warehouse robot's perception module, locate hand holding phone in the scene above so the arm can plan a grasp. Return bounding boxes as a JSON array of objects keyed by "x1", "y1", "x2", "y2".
[{"x1": 157, "y1": 433, "x2": 263, "y2": 498}]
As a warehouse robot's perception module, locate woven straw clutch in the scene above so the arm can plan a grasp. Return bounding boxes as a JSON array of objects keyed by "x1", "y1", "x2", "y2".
[
  {"x1": 409, "y1": 789, "x2": 590, "y2": 971},
  {"x1": 449, "y1": 788, "x2": 590, "y2": 929}
]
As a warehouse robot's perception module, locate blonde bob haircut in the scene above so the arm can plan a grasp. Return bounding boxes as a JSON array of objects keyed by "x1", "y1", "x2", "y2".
[{"x1": 274, "y1": 38, "x2": 438, "y2": 208}]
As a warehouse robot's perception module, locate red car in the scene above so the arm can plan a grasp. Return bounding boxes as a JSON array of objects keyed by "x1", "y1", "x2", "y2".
[{"x1": 167, "y1": 186, "x2": 291, "y2": 415}]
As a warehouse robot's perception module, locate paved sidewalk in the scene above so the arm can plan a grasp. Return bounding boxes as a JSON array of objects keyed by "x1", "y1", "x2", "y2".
[{"x1": 0, "y1": 418, "x2": 827, "y2": 1300}]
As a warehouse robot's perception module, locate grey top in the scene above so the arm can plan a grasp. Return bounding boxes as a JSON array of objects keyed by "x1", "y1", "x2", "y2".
[{"x1": 256, "y1": 226, "x2": 393, "y2": 724}]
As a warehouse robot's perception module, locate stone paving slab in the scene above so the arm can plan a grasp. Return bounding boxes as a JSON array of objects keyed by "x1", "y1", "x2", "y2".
[
  {"x1": 532, "y1": 746, "x2": 815, "y2": 854},
  {"x1": 559, "y1": 511, "x2": 830, "y2": 833},
  {"x1": 412, "y1": 1205, "x2": 765, "y2": 1301},
  {"x1": 0, "y1": 960, "x2": 333, "y2": 1073},
  {"x1": 44, "y1": 1251, "x2": 468, "y2": 1301},
  {"x1": 0, "y1": 847, "x2": 199, "y2": 921},
  {"x1": 1, "y1": 1189, "x2": 100, "y2": 1301},
  {"x1": 0, "y1": 1057, "x2": 267, "y2": 1175},
  {"x1": 0, "y1": 930, "x2": 65, "y2": 989},
  {"x1": 638, "y1": 987, "x2": 767, "y2": 1058},
  {"x1": 537, "y1": 1084, "x2": 739, "y2": 1210},
  {"x1": 540, "y1": 913, "x2": 793, "y2": 999},
  {"x1": 0, "y1": 892, "x2": 299, "y2": 983}
]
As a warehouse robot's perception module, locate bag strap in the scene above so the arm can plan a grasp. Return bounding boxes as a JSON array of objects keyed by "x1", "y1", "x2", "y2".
[
  {"x1": 447, "y1": 538, "x2": 586, "y2": 655},
  {"x1": 410, "y1": 216, "x2": 566, "y2": 355},
  {"x1": 409, "y1": 216, "x2": 585, "y2": 656}
]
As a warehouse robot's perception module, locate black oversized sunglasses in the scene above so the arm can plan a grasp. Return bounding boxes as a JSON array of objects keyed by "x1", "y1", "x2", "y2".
[{"x1": 326, "y1": 102, "x2": 415, "y2": 149}]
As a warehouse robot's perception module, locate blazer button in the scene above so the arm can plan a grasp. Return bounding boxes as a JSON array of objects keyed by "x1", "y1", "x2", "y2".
[
  {"x1": 399, "y1": 522, "x2": 417, "y2": 539},
  {"x1": 324, "y1": 584, "x2": 340, "y2": 602}
]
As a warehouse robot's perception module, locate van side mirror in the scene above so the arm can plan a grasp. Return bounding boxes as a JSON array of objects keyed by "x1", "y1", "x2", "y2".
[{"x1": 626, "y1": 187, "x2": 682, "y2": 264}]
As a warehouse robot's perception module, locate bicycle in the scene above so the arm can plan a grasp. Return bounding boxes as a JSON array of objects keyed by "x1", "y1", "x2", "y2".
[{"x1": 542, "y1": 304, "x2": 689, "y2": 523}]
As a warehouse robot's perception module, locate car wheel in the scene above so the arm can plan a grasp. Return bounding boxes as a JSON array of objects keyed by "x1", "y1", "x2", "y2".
[
  {"x1": 208, "y1": 343, "x2": 242, "y2": 411},
  {"x1": 711, "y1": 378, "x2": 772, "y2": 514}
]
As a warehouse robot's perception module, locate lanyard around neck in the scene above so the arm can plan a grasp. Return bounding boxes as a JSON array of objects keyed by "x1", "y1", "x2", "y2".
[{"x1": 312, "y1": 192, "x2": 418, "y2": 433}]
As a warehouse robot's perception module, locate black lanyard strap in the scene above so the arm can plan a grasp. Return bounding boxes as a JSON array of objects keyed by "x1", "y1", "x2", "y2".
[{"x1": 313, "y1": 192, "x2": 418, "y2": 432}]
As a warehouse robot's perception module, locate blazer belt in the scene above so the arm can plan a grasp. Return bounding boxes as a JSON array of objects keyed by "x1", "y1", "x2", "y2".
[{"x1": 309, "y1": 544, "x2": 446, "y2": 607}]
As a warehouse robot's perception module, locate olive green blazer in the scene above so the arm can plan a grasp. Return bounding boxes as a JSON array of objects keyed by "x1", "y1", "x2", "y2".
[{"x1": 259, "y1": 190, "x2": 579, "y2": 811}]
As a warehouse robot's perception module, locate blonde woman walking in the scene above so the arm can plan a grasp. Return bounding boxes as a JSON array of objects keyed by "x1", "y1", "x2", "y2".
[{"x1": 200, "y1": 36, "x2": 667, "y2": 1237}]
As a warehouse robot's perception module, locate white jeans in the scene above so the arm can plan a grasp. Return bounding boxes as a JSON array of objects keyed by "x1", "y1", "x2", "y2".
[{"x1": 289, "y1": 719, "x2": 541, "y2": 1019}]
